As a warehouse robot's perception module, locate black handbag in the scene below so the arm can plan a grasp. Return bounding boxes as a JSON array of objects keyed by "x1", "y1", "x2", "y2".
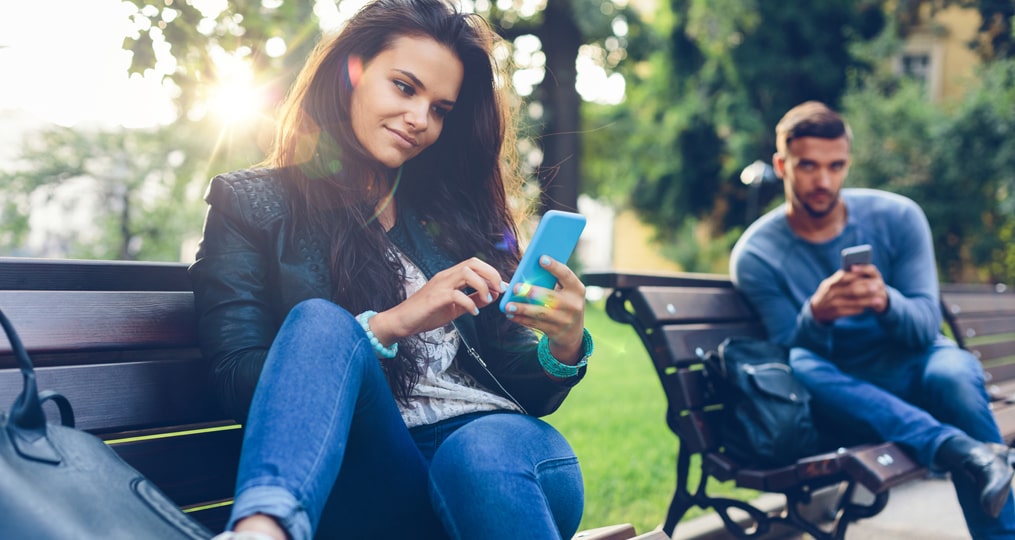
[
  {"x1": 0, "y1": 307, "x2": 213, "y2": 539},
  {"x1": 702, "y1": 336, "x2": 820, "y2": 468}
]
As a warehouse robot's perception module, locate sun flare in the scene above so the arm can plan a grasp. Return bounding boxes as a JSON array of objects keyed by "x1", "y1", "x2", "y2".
[
  {"x1": 206, "y1": 50, "x2": 265, "y2": 126},
  {"x1": 210, "y1": 80, "x2": 264, "y2": 125}
]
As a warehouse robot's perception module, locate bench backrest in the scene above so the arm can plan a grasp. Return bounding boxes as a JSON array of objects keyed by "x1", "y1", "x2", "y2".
[
  {"x1": 941, "y1": 283, "x2": 1015, "y2": 381},
  {"x1": 0, "y1": 257, "x2": 238, "y2": 530},
  {"x1": 597, "y1": 273, "x2": 763, "y2": 459},
  {"x1": 941, "y1": 283, "x2": 1015, "y2": 442},
  {"x1": 592, "y1": 271, "x2": 1015, "y2": 461}
]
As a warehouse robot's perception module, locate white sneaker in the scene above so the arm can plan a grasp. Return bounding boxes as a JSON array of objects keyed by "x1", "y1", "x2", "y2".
[{"x1": 210, "y1": 532, "x2": 277, "y2": 540}]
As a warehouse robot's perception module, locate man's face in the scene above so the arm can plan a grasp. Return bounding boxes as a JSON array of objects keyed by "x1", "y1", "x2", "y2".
[{"x1": 773, "y1": 136, "x2": 851, "y2": 220}]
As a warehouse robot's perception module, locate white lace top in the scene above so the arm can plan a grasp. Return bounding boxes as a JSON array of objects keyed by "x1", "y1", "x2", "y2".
[{"x1": 395, "y1": 252, "x2": 522, "y2": 428}]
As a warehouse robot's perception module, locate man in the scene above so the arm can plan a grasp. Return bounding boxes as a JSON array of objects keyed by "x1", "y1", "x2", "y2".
[{"x1": 730, "y1": 101, "x2": 1015, "y2": 539}]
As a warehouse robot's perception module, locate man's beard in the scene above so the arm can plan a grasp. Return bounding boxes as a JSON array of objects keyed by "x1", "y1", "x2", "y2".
[{"x1": 792, "y1": 187, "x2": 841, "y2": 219}]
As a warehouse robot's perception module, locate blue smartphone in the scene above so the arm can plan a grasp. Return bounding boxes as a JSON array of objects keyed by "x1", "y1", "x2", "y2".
[{"x1": 499, "y1": 210, "x2": 587, "y2": 313}]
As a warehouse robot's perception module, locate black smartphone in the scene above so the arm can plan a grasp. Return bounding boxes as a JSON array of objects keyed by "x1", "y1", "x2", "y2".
[{"x1": 841, "y1": 244, "x2": 872, "y2": 271}]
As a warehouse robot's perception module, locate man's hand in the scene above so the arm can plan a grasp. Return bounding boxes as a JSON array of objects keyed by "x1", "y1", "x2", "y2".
[{"x1": 809, "y1": 264, "x2": 889, "y2": 324}]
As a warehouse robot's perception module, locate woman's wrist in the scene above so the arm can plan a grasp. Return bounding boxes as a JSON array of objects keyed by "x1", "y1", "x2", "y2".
[
  {"x1": 548, "y1": 338, "x2": 582, "y2": 365},
  {"x1": 355, "y1": 310, "x2": 399, "y2": 359},
  {"x1": 538, "y1": 329, "x2": 594, "y2": 378}
]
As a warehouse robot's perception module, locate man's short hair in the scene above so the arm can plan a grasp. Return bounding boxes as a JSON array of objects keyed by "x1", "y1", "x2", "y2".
[{"x1": 775, "y1": 101, "x2": 853, "y2": 155}]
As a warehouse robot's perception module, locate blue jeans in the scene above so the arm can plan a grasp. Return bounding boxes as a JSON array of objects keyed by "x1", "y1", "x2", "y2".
[
  {"x1": 790, "y1": 340, "x2": 1015, "y2": 539},
  {"x1": 227, "y1": 299, "x2": 584, "y2": 540}
]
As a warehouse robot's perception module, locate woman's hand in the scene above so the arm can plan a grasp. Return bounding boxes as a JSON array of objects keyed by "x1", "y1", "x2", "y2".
[
  {"x1": 368, "y1": 257, "x2": 505, "y2": 345},
  {"x1": 502, "y1": 255, "x2": 586, "y2": 364}
]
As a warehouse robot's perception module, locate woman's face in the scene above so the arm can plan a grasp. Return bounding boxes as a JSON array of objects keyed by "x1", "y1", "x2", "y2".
[{"x1": 350, "y1": 35, "x2": 465, "y2": 169}]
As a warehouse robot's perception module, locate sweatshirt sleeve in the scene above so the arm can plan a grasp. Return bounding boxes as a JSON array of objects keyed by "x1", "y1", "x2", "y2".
[
  {"x1": 731, "y1": 244, "x2": 832, "y2": 352},
  {"x1": 874, "y1": 199, "x2": 942, "y2": 349}
]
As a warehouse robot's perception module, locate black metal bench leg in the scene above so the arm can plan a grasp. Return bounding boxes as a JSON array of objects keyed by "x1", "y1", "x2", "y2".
[{"x1": 663, "y1": 446, "x2": 694, "y2": 535}]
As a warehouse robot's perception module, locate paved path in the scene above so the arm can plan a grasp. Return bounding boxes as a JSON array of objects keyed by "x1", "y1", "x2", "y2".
[
  {"x1": 836, "y1": 476, "x2": 968, "y2": 539},
  {"x1": 669, "y1": 474, "x2": 974, "y2": 540}
]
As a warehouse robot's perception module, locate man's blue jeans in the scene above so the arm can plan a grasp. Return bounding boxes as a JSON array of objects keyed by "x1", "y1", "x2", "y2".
[
  {"x1": 227, "y1": 299, "x2": 584, "y2": 540},
  {"x1": 790, "y1": 339, "x2": 1015, "y2": 539}
]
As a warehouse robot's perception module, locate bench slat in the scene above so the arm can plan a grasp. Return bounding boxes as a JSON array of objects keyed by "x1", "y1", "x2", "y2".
[
  {"x1": 969, "y1": 341, "x2": 1015, "y2": 364},
  {"x1": 954, "y1": 316, "x2": 1015, "y2": 338},
  {"x1": 986, "y1": 363, "x2": 1015, "y2": 389},
  {"x1": 659, "y1": 323, "x2": 767, "y2": 363},
  {"x1": 183, "y1": 504, "x2": 231, "y2": 534},
  {"x1": 735, "y1": 463, "x2": 805, "y2": 492},
  {"x1": 0, "y1": 356, "x2": 222, "y2": 433},
  {"x1": 943, "y1": 293, "x2": 1015, "y2": 317},
  {"x1": 673, "y1": 410, "x2": 721, "y2": 454},
  {"x1": 629, "y1": 287, "x2": 757, "y2": 327},
  {"x1": 0, "y1": 257, "x2": 190, "y2": 292},
  {"x1": 109, "y1": 427, "x2": 242, "y2": 508},
  {"x1": 669, "y1": 368, "x2": 714, "y2": 410},
  {"x1": 0, "y1": 291, "x2": 197, "y2": 354},
  {"x1": 584, "y1": 271, "x2": 734, "y2": 290}
]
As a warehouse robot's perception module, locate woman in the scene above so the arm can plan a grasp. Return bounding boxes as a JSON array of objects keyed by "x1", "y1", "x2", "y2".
[{"x1": 189, "y1": 1, "x2": 593, "y2": 539}]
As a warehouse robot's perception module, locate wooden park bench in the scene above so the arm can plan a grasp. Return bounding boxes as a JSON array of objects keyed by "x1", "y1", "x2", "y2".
[
  {"x1": 0, "y1": 257, "x2": 665, "y2": 540},
  {"x1": 940, "y1": 283, "x2": 1015, "y2": 443},
  {"x1": 583, "y1": 271, "x2": 1015, "y2": 540}
]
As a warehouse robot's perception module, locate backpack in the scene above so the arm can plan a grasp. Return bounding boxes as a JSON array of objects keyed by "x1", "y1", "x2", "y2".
[{"x1": 702, "y1": 336, "x2": 820, "y2": 468}]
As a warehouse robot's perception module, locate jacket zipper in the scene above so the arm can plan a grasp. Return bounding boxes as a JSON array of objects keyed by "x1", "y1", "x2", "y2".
[
  {"x1": 451, "y1": 320, "x2": 529, "y2": 415},
  {"x1": 392, "y1": 234, "x2": 529, "y2": 415}
]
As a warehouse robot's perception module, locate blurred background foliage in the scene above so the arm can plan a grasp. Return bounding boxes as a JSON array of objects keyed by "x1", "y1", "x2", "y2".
[
  {"x1": 582, "y1": 0, "x2": 1015, "y2": 282},
  {"x1": 1, "y1": 0, "x2": 1013, "y2": 283}
]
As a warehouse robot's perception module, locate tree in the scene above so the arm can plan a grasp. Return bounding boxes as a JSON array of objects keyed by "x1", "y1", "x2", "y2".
[
  {"x1": 0, "y1": 1, "x2": 308, "y2": 261},
  {"x1": 126, "y1": 0, "x2": 645, "y2": 215},
  {"x1": 845, "y1": 58, "x2": 1015, "y2": 283},
  {"x1": 0, "y1": 126, "x2": 207, "y2": 260},
  {"x1": 480, "y1": 0, "x2": 651, "y2": 213},
  {"x1": 583, "y1": 0, "x2": 885, "y2": 272},
  {"x1": 124, "y1": 0, "x2": 319, "y2": 121},
  {"x1": 527, "y1": 0, "x2": 585, "y2": 213},
  {"x1": 2, "y1": 0, "x2": 646, "y2": 260}
]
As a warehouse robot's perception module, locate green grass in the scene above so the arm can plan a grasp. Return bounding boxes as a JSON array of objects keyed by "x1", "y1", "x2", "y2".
[{"x1": 545, "y1": 302, "x2": 759, "y2": 533}]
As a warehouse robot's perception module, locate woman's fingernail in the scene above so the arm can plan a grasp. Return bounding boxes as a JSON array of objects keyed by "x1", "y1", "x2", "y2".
[
  {"x1": 500, "y1": 281, "x2": 509, "y2": 292},
  {"x1": 486, "y1": 293, "x2": 493, "y2": 302},
  {"x1": 540, "y1": 255, "x2": 551, "y2": 266},
  {"x1": 507, "y1": 304, "x2": 517, "y2": 313},
  {"x1": 472, "y1": 307, "x2": 480, "y2": 316}
]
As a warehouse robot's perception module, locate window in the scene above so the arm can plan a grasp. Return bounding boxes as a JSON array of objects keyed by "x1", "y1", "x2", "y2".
[
  {"x1": 901, "y1": 52, "x2": 932, "y2": 82},
  {"x1": 894, "y1": 39, "x2": 943, "y2": 101}
]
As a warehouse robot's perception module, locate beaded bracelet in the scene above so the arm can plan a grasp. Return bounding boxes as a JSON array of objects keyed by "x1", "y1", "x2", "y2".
[
  {"x1": 355, "y1": 310, "x2": 398, "y2": 359},
  {"x1": 537, "y1": 328, "x2": 594, "y2": 378}
]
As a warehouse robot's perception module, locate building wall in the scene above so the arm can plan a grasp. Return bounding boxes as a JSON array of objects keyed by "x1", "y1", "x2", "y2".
[
  {"x1": 899, "y1": 6, "x2": 981, "y2": 102},
  {"x1": 610, "y1": 210, "x2": 683, "y2": 273}
]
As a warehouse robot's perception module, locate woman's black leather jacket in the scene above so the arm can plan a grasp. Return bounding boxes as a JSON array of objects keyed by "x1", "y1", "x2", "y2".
[{"x1": 189, "y1": 169, "x2": 584, "y2": 423}]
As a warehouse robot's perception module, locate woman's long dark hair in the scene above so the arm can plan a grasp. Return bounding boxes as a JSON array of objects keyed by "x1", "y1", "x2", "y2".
[{"x1": 264, "y1": 0, "x2": 523, "y2": 401}]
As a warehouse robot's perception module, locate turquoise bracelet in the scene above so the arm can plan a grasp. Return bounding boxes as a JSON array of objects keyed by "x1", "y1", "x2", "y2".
[
  {"x1": 355, "y1": 310, "x2": 398, "y2": 359},
  {"x1": 537, "y1": 328, "x2": 593, "y2": 378}
]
